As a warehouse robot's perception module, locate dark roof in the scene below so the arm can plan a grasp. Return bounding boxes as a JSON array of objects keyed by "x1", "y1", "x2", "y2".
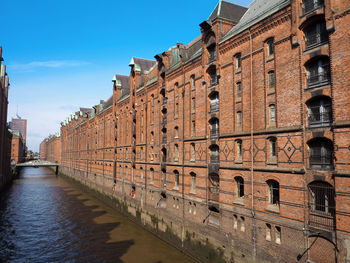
[
  {"x1": 208, "y1": 0, "x2": 247, "y2": 23},
  {"x1": 103, "y1": 95, "x2": 113, "y2": 108},
  {"x1": 184, "y1": 36, "x2": 202, "y2": 62},
  {"x1": 80, "y1": 107, "x2": 91, "y2": 114},
  {"x1": 114, "y1": 74, "x2": 130, "y2": 99},
  {"x1": 130, "y1": 57, "x2": 156, "y2": 72},
  {"x1": 221, "y1": 0, "x2": 290, "y2": 42}
]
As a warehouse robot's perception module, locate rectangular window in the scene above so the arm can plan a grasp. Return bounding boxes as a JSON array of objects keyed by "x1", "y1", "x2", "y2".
[
  {"x1": 175, "y1": 172, "x2": 179, "y2": 188},
  {"x1": 175, "y1": 102, "x2": 179, "y2": 118},
  {"x1": 236, "y1": 82, "x2": 242, "y2": 98},
  {"x1": 192, "y1": 121, "x2": 196, "y2": 137},
  {"x1": 275, "y1": 226, "x2": 281, "y2": 244},
  {"x1": 191, "y1": 175, "x2": 196, "y2": 192},
  {"x1": 151, "y1": 169, "x2": 154, "y2": 183},
  {"x1": 268, "y1": 71, "x2": 275, "y2": 90},
  {"x1": 266, "y1": 224, "x2": 272, "y2": 241},
  {"x1": 269, "y1": 105, "x2": 276, "y2": 126},
  {"x1": 191, "y1": 144, "x2": 195, "y2": 161},
  {"x1": 175, "y1": 144, "x2": 179, "y2": 161},
  {"x1": 236, "y1": 54, "x2": 241, "y2": 70},
  {"x1": 237, "y1": 112, "x2": 242, "y2": 131},
  {"x1": 267, "y1": 40, "x2": 274, "y2": 56},
  {"x1": 191, "y1": 97, "x2": 195, "y2": 113}
]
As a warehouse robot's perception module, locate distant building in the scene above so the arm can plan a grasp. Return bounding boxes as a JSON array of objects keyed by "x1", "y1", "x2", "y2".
[
  {"x1": 9, "y1": 129, "x2": 25, "y2": 164},
  {"x1": 39, "y1": 133, "x2": 61, "y2": 163},
  {"x1": 10, "y1": 118, "x2": 27, "y2": 143}
]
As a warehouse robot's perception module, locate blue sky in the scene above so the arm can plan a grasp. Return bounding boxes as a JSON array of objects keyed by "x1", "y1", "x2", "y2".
[{"x1": 2, "y1": 0, "x2": 251, "y2": 152}]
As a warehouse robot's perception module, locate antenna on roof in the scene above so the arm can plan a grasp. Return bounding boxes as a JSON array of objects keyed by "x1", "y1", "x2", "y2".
[{"x1": 16, "y1": 105, "x2": 21, "y2": 119}]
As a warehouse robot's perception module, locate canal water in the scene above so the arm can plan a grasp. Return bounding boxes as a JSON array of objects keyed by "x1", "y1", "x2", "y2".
[{"x1": 0, "y1": 167, "x2": 194, "y2": 263}]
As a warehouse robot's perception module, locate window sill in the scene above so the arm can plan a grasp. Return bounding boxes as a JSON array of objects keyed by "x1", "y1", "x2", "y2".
[
  {"x1": 235, "y1": 68, "x2": 242, "y2": 74},
  {"x1": 235, "y1": 158, "x2": 243, "y2": 164},
  {"x1": 189, "y1": 190, "x2": 196, "y2": 195},
  {"x1": 266, "y1": 54, "x2": 274, "y2": 62},
  {"x1": 236, "y1": 97, "x2": 242, "y2": 103},
  {"x1": 266, "y1": 204, "x2": 280, "y2": 214},
  {"x1": 267, "y1": 88, "x2": 275, "y2": 95},
  {"x1": 173, "y1": 186, "x2": 179, "y2": 191},
  {"x1": 267, "y1": 158, "x2": 277, "y2": 165},
  {"x1": 233, "y1": 198, "x2": 244, "y2": 206}
]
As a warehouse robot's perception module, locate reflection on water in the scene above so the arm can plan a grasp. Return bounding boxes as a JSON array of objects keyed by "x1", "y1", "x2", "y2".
[{"x1": 0, "y1": 167, "x2": 194, "y2": 263}]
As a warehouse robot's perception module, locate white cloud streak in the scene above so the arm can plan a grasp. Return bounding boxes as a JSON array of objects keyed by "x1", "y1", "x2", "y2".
[{"x1": 8, "y1": 60, "x2": 90, "y2": 71}]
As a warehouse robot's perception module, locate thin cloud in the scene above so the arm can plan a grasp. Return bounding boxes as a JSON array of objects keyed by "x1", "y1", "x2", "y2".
[{"x1": 8, "y1": 60, "x2": 91, "y2": 71}]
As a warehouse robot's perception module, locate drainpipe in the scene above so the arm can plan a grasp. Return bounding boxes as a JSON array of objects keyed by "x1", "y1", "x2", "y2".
[
  {"x1": 179, "y1": 45, "x2": 186, "y2": 247},
  {"x1": 249, "y1": 28, "x2": 257, "y2": 261}
]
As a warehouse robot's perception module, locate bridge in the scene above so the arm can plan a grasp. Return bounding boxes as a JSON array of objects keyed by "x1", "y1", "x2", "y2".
[{"x1": 16, "y1": 160, "x2": 60, "y2": 174}]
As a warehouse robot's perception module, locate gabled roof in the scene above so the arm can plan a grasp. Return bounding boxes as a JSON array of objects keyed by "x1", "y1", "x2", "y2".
[
  {"x1": 129, "y1": 57, "x2": 156, "y2": 72},
  {"x1": 208, "y1": 0, "x2": 247, "y2": 23},
  {"x1": 184, "y1": 36, "x2": 202, "y2": 62},
  {"x1": 221, "y1": 0, "x2": 290, "y2": 43}
]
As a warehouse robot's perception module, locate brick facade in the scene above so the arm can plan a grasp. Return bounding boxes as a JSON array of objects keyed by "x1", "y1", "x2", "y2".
[
  {"x1": 57, "y1": 1, "x2": 350, "y2": 262},
  {"x1": 39, "y1": 134, "x2": 61, "y2": 163},
  {"x1": 0, "y1": 47, "x2": 12, "y2": 191},
  {"x1": 9, "y1": 130, "x2": 25, "y2": 164}
]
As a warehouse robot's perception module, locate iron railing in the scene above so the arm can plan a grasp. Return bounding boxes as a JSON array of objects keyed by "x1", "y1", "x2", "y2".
[
  {"x1": 210, "y1": 128, "x2": 219, "y2": 139},
  {"x1": 310, "y1": 153, "x2": 333, "y2": 169},
  {"x1": 307, "y1": 71, "x2": 330, "y2": 88},
  {"x1": 210, "y1": 154, "x2": 219, "y2": 164},
  {"x1": 308, "y1": 183, "x2": 335, "y2": 230},
  {"x1": 210, "y1": 103, "x2": 219, "y2": 113},
  {"x1": 305, "y1": 31, "x2": 328, "y2": 49},
  {"x1": 303, "y1": 0, "x2": 324, "y2": 14},
  {"x1": 308, "y1": 105, "x2": 332, "y2": 126}
]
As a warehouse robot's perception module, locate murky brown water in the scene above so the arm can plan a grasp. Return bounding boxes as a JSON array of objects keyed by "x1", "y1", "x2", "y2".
[{"x1": 0, "y1": 167, "x2": 194, "y2": 263}]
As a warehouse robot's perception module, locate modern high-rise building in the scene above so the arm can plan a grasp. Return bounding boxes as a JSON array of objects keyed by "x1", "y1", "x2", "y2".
[{"x1": 10, "y1": 118, "x2": 27, "y2": 143}]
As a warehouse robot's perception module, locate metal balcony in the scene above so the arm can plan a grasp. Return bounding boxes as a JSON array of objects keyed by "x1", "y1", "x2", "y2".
[{"x1": 308, "y1": 106, "x2": 332, "y2": 127}]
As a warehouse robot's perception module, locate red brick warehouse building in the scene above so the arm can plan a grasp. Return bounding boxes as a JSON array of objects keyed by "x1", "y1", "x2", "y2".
[
  {"x1": 59, "y1": 0, "x2": 350, "y2": 262},
  {"x1": 0, "y1": 47, "x2": 13, "y2": 191}
]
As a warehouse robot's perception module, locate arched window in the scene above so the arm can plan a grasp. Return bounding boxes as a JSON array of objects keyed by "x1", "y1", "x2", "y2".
[
  {"x1": 161, "y1": 148, "x2": 167, "y2": 163},
  {"x1": 267, "y1": 39, "x2": 274, "y2": 56},
  {"x1": 269, "y1": 137, "x2": 277, "y2": 159},
  {"x1": 308, "y1": 181, "x2": 335, "y2": 229},
  {"x1": 306, "y1": 57, "x2": 330, "y2": 88},
  {"x1": 209, "y1": 92, "x2": 219, "y2": 113},
  {"x1": 209, "y1": 118, "x2": 219, "y2": 138},
  {"x1": 235, "y1": 53, "x2": 241, "y2": 70},
  {"x1": 307, "y1": 96, "x2": 332, "y2": 126},
  {"x1": 191, "y1": 75, "x2": 196, "y2": 90},
  {"x1": 210, "y1": 144, "x2": 220, "y2": 163},
  {"x1": 308, "y1": 138, "x2": 333, "y2": 169},
  {"x1": 236, "y1": 140, "x2": 242, "y2": 159},
  {"x1": 191, "y1": 143, "x2": 196, "y2": 161},
  {"x1": 269, "y1": 104, "x2": 276, "y2": 126},
  {"x1": 174, "y1": 126, "x2": 179, "y2": 138},
  {"x1": 150, "y1": 168, "x2": 154, "y2": 183},
  {"x1": 190, "y1": 172, "x2": 196, "y2": 193},
  {"x1": 174, "y1": 144, "x2": 179, "y2": 161},
  {"x1": 304, "y1": 21, "x2": 328, "y2": 49},
  {"x1": 174, "y1": 170, "x2": 179, "y2": 188},
  {"x1": 162, "y1": 169, "x2": 167, "y2": 189},
  {"x1": 302, "y1": 0, "x2": 324, "y2": 14},
  {"x1": 267, "y1": 180, "x2": 279, "y2": 206},
  {"x1": 235, "y1": 176, "x2": 244, "y2": 198}
]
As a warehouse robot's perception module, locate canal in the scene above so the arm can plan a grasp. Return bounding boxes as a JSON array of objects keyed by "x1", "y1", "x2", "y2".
[{"x1": 0, "y1": 167, "x2": 194, "y2": 263}]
